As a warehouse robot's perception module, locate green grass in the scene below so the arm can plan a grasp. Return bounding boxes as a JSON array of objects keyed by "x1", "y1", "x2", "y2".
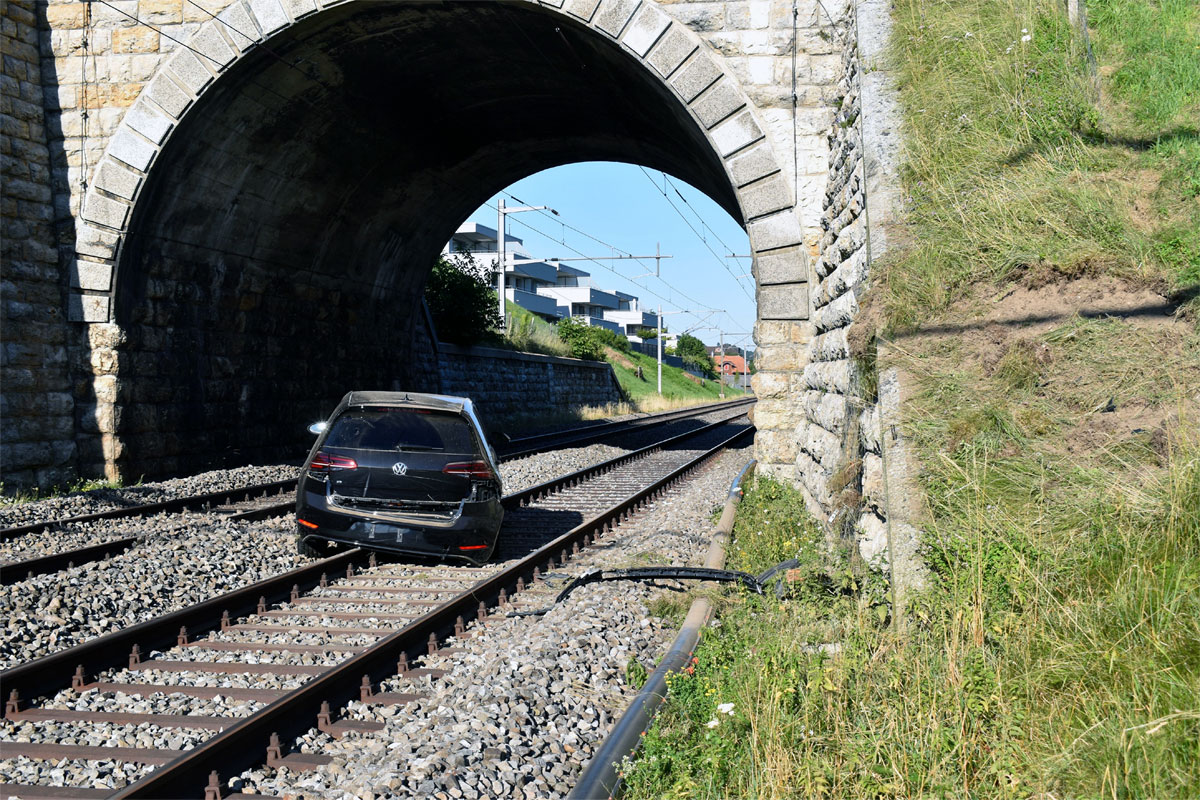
[
  {"x1": 625, "y1": 414, "x2": 1199, "y2": 798},
  {"x1": 623, "y1": 3, "x2": 1199, "y2": 796},
  {"x1": 500, "y1": 302, "x2": 573, "y2": 358},
  {"x1": 879, "y1": 0, "x2": 1200, "y2": 333},
  {"x1": 608, "y1": 348, "x2": 744, "y2": 404}
]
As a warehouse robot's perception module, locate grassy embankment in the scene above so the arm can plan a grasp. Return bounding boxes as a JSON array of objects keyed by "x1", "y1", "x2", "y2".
[
  {"x1": 624, "y1": 1, "x2": 1199, "y2": 797},
  {"x1": 503, "y1": 302, "x2": 743, "y2": 417}
]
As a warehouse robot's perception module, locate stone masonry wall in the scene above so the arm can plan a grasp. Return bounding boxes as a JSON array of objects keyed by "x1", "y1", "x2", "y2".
[
  {"x1": 1, "y1": 0, "x2": 76, "y2": 489},
  {"x1": 436, "y1": 344, "x2": 622, "y2": 425},
  {"x1": 797, "y1": 0, "x2": 904, "y2": 569}
]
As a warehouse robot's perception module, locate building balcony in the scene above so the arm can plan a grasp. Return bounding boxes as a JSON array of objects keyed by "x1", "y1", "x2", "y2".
[
  {"x1": 603, "y1": 309, "x2": 658, "y2": 331},
  {"x1": 537, "y1": 285, "x2": 620, "y2": 310},
  {"x1": 574, "y1": 315, "x2": 622, "y2": 333},
  {"x1": 506, "y1": 288, "x2": 563, "y2": 318}
]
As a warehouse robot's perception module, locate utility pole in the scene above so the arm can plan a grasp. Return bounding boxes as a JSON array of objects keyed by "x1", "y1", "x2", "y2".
[
  {"x1": 655, "y1": 308, "x2": 701, "y2": 396},
  {"x1": 495, "y1": 199, "x2": 557, "y2": 329},
  {"x1": 496, "y1": 198, "x2": 506, "y2": 327},
  {"x1": 657, "y1": 305, "x2": 662, "y2": 395},
  {"x1": 718, "y1": 329, "x2": 725, "y2": 399}
]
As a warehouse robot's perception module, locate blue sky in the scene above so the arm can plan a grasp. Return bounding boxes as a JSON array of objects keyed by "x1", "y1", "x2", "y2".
[{"x1": 460, "y1": 162, "x2": 755, "y2": 351}]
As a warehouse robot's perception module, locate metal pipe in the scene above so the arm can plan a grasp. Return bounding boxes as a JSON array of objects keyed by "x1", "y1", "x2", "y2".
[{"x1": 568, "y1": 459, "x2": 756, "y2": 800}]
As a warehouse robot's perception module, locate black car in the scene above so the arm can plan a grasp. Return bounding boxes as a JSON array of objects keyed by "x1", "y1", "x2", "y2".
[{"x1": 296, "y1": 391, "x2": 504, "y2": 564}]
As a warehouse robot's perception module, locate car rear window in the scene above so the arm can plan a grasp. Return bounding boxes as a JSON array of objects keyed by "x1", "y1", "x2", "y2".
[{"x1": 323, "y1": 407, "x2": 477, "y2": 453}]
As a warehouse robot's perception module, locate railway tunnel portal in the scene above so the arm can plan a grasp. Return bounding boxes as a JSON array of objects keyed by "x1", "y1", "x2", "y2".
[
  {"x1": 4, "y1": 0, "x2": 901, "y2": 548},
  {"x1": 106, "y1": 0, "x2": 765, "y2": 479}
]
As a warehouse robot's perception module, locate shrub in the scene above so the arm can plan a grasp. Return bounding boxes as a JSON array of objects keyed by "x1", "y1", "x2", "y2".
[
  {"x1": 424, "y1": 254, "x2": 501, "y2": 345},
  {"x1": 556, "y1": 316, "x2": 605, "y2": 361}
]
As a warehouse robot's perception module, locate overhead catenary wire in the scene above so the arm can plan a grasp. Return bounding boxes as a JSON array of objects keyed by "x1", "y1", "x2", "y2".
[
  {"x1": 636, "y1": 167, "x2": 756, "y2": 308},
  {"x1": 500, "y1": 190, "x2": 749, "y2": 335},
  {"x1": 493, "y1": 195, "x2": 715, "y2": 311},
  {"x1": 659, "y1": 173, "x2": 740, "y2": 260},
  {"x1": 503, "y1": 190, "x2": 658, "y2": 279},
  {"x1": 484, "y1": 201, "x2": 734, "y2": 334},
  {"x1": 490, "y1": 198, "x2": 753, "y2": 338}
]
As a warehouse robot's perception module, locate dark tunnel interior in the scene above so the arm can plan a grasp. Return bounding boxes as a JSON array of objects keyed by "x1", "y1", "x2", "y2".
[{"x1": 112, "y1": 0, "x2": 743, "y2": 478}]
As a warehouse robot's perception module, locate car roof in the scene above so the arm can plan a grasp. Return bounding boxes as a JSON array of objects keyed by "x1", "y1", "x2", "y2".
[{"x1": 342, "y1": 391, "x2": 472, "y2": 415}]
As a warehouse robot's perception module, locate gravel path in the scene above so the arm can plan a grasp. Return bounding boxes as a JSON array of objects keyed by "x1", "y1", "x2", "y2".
[{"x1": 237, "y1": 444, "x2": 752, "y2": 800}]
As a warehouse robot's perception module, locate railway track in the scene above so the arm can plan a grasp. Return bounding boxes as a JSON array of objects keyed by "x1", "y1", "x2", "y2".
[
  {"x1": 0, "y1": 398, "x2": 753, "y2": 584},
  {"x1": 0, "y1": 412, "x2": 753, "y2": 799}
]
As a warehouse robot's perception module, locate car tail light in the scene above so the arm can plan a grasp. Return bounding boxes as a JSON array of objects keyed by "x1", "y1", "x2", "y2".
[
  {"x1": 298, "y1": 518, "x2": 319, "y2": 529},
  {"x1": 442, "y1": 460, "x2": 495, "y2": 480},
  {"x1": 309, "y1": 451, "x2": 358, "y2": 472},
  {"x1": 458, "y1": 544, "x2": 489, "y2": 551}
]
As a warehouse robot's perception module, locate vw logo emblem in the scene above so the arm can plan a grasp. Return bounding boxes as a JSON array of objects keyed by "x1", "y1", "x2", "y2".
[{"x1": 391, "y1": 462, "x2": 408, "y2": 476}]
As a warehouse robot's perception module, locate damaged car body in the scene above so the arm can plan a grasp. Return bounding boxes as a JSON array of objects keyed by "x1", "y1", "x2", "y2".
[{"x1": 296, "y1": 391, "x2": 504, "y2": 565}]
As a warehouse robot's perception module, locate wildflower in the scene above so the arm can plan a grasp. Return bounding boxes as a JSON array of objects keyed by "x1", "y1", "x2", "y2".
[
  {"x1": 718, "y1": 702, "x2": 735, "y2": 715},
  {"x1": 1021, "y1": 28, "x2": 1028, "y2": 33},
  {"x1": 706, "y1": 718, "x2": 720, "y2": 728},
  {"x1": 1021, "y1": 34, "x2": 1032, "y2": 42},
  {"x1": 964, "y1": 31, "x2": 974, "y2": 38}
]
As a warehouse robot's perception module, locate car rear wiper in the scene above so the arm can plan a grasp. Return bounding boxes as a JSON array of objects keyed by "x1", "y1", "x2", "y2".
[{"x1": 394, "y1": 445, "x2": 443, "y2": 451}]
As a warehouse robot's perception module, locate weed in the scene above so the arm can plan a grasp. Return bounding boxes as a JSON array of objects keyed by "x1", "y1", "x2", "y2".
[{"x1": 0, "y1": 477, "x2": 126, "y2": 504}]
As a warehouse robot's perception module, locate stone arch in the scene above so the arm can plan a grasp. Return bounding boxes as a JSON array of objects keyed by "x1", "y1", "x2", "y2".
[
  {"x1": 68, "y1": 0, "x2": 811, "y2": 479},
  {"x1": 71, "y1": 0, "x2": 804, "y2": 323}
]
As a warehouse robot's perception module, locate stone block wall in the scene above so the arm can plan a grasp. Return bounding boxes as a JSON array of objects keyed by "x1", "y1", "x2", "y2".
[
  {"x1": 436, "y1": 344, "x2": 622, "y2": 425},
  {"x1": 1, "y1": 0, "x2": 76, "y2": 489},
  {"x1": 795, "y1": 0, "x2": 922, "y2": 588}
]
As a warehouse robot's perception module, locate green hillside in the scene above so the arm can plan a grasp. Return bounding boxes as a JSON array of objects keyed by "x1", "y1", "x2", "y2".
[
  {"x1": 502, "y1": 301, "x2": 746, "y2": 409},
  {"x1": 607, "y1": 347, "x2": 745, "y2": 405}
]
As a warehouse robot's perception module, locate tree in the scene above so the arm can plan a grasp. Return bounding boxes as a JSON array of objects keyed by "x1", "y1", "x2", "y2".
[
  {"x1": 636, "y1": 327, "x2": 658, "y2": 340},
  {"x1": 424, "y1": 253, "x2": 502, "y2": 345},
  {"x1": 676, "y1": 333, "x2": 717, "y2": 379}
]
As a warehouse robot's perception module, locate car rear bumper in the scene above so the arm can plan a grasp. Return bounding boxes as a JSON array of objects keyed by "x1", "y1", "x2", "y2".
[{"x1": 296, "y1": 501, "x2": 503, "y2": 564}]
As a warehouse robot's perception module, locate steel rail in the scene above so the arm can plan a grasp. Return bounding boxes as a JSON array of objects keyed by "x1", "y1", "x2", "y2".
[
  {"x1": 113, "y1": 424, "x2": 754, "y2": 799},
  {"x1": 0, "y1": 410, "x2": 750, "y2": 622},
  {"x1": 500, "y1": 396, "x2": 753, "y2": 459},
  {"x1": 568, "y1": 458, "x2": 756, "y2": 800},
  {"x1": 0, "y1": 414, "x2": 750, "y2": 714},
  {"x1": 201, "y1": 407, "x2": 753, "y2": 523},
  {"x1": 0, "y1": 493, "x2": 314, "y2": 584},
  {"x1": 0, "y1": 549, "x2": 362, "y2": 709}
]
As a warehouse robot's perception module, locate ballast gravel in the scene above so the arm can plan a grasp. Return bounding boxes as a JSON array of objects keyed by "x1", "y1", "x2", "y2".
[
  {"x1": 0, "y1": 515, "x2": 303, "y2": 668},
  {"x1": 238, "y1": 445, "x2": 751, "y2": 800},
  {"x1": 0, "y1": 405, "x2": 743, "y2": 566},
  {"x1": 0, "y1": 409, "x2": 750, "y2": 796},
  {"x1": 0, "y1": 464, "x2": 299, "y2": 529}
]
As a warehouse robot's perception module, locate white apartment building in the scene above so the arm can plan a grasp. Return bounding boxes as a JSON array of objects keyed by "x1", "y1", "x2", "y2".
[{"x1": 444, "y1": 223, "x2": 659, "y2": 337}]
